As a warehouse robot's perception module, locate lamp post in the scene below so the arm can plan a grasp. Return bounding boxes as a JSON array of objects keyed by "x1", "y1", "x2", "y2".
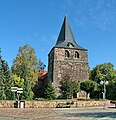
[{"x1": 100, "y1": 80, "x2": 108, "y2": 109}]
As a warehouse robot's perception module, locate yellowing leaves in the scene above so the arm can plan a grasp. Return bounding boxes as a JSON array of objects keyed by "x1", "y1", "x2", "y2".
[{"x1": 13, "y1": 74, "x2": 24, "y2": 88}]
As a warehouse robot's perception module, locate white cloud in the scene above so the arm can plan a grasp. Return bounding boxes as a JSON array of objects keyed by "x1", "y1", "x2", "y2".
[{"x1": 73, "y1": 0, "x2": 116, "y2": 31}]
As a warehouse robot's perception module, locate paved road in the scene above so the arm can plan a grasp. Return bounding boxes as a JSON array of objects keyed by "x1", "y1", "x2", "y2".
[
  {"x1": 52, "y1": 107, "x2": 116, "y2": 120},
  {"x1": 0, "y1": 107, "x2": 116, "y2": 120}
]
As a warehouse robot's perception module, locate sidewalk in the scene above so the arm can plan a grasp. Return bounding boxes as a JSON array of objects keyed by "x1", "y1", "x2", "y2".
[{"x1": 0, "y1": 107, "x2": 116, "y2": 120}]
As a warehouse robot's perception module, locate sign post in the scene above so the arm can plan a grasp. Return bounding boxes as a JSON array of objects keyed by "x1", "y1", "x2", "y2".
[{"x1": 11, "y1": 87, "x2": 23, "y2": 108}]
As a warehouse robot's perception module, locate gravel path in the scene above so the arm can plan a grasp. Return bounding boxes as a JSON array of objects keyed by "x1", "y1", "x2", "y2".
[{"x1": 0, "y1": 107, "x2": 116, "y2": 120}]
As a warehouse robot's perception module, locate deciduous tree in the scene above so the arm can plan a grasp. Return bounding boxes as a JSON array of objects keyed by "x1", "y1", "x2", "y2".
[
  {"x1": 90, "y1": 63, "x2": 115, "y2": 83},
  {"x1": 13, "y1": 74, "x2": 24, "y2": 88},
  {"x1": 12, "y1": 44, "x2": 44, "y2": 99},
  {"x1": 107, "y1": 79, "x2": 116, "y2": 100},
  {"x1": 90, "y1": 63, "x2": 116, "y2": 99}
]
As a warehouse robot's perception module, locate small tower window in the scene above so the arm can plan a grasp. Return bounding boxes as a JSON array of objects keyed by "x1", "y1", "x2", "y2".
[
  {"x1": 75, "y1": 51, "x2": 79, "y2": 58},
  {"x1": 67, "y1": 42, "x2": 74, "y2": 48},
  {"x1": 65, "y1": 50, "x2": 70, "y2": 58}
]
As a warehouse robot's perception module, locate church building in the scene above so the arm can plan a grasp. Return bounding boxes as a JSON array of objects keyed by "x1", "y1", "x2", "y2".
[{"x1": 48, "y1": 16, "x2": 89, "y2": 95}]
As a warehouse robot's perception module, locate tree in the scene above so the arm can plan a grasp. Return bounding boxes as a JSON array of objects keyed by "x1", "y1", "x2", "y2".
[
  {"x1": 0, "y1": 49, "x2": 14, "y2": 100},
  {"x1": 80, "y1": 80, "x2": 97, "y2": 98},
  {"x1": 21, "y1": 64, "x2": 33, "y2": 100},
  {"x1": 38, "y1": 59, "x2": 46, "y2": 70},
  {"x1": 90, "y1": 63, "x2": 116, "y2": 99},
  {"x1": 59, "y1": 77, "x2": 80, "y2": 99},
  {"x1": 12, "y1": 44, "x2": 43, "y2": 99},
  {"x1": 0, "y1": 52, "x2": 6, "y2": 100},
  {"x1": 107, "y1": 79, "x2": 116, "y2": 100},
  {"x1": 13, "y1": 74, "x2": 24, "y2": 88},
  {"x1": 12, "y1": 44, "x2": 39, "y2": 85},
  {"x1": 90, "y1": 63, "x2": 115, "y2": 83},
  {"x1": 69, "y1": 80, "x2": 80, "y2": 99},
  {"x1": 44, "y1": 81, "x2": 56, "y2": 100},
  {"x1": 60, "y1": 79, "x2": 71, "y2": 98}
]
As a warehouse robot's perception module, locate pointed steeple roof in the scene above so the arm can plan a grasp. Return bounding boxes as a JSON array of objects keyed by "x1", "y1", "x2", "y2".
[{"x1": 55, "y1": 16, "x2": 87, "y2": 50}]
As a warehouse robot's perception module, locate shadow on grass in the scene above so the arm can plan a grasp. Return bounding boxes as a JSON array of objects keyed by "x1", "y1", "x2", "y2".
[{"x1": 64, "y1": 112, "x2": 116, "y2": 118}]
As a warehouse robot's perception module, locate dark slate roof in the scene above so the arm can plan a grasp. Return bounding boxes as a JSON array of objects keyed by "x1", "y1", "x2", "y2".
[{"x1": 55, "y1": 16, "x2": 87, "y2": 50}]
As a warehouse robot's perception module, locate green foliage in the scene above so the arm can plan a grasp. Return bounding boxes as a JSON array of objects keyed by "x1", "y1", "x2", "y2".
[
  {"x1": 60, "y1": 78, "x2": 80, "y2": 99},
  {"x1": 80, "y1": 80, "x2": 97, "y2": 98},
  {"x1": 12, "y1": 44, "x2": 41, "y2": 100},
  {"x1": 13, "y1": 74, "x2": 24, "y2": 88},
  {"x1": 44, "y1": 81, "x2": 56, "y2": 100},
  {"x1": 90, "y1": 63, "x2": 116, "y2": 99},
  {"x1": 12, "y1": 44, "x2": 39, "y2": 86},
  {"x1": 22, "y1": 63, "x2": 33, "y2": 100},
  {"x1": 90, "y1": 63, "x2": 116, "y2": 83},
  {"x1": 60, "y1": 79, "x2": 71, "y2": 98},
  {"x1": 71, "y1": 80, "x2": 80, "y2": 94},
  {"x1": 0, "y1": 49, "x2": 14, "y2": 100},
  {"x1": 107, "y1": 79, "x2": 116, "y2": 100}
]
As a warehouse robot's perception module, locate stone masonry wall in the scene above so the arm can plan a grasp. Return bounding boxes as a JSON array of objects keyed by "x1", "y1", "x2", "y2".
[
  {"x1": 0, "y1": 100, "x2": 111, "y2": 108},
  {"x1": 48, "y1": 49, "x2": 54, "y2": 82},
  {"x1": 51, "y1": 48, "x2": 89, "y2": 93}
]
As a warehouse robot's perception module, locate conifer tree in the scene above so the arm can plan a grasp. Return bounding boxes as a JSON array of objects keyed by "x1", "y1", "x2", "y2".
[
  {"x1": 60, "y1": 79, "x2": 71, "y2": 98},
  {"x1": 21, "y1": 64, "x2": 32, "y2": 100},
  {"x1": 60, "y1": 77, "x2": 80, "y2": 99},
  {"x1": 44, "y1": 81, "x2": 56, "y2": 100},
  {"x1": 0, "y1": 49, "x2": 14, "y2": 100}
]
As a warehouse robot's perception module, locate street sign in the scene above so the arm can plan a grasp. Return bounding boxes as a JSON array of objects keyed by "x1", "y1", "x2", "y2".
[
  {"x1": 11, "y1": 89, "x2": 17, "y2": 92},
  {"x1": 11, "y1": 87, "x2": 18, "y2": 92},
  {"x1": 17, "y1": 91, "x2": 23, "y2": 94},
  {"x1": 17, "y1": 88, "x2": 23, "y2": 91},
  {"x1": 11, "y1": 87, "x2": 18, "y2": 89},
  {"x1": 11, "y1": 87, "x2": 23, "y2": 93}
]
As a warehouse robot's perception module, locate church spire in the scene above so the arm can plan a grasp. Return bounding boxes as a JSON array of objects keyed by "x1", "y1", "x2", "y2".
[{"x1": 55, "y1": 16, "x2": 86, "y2": 50}]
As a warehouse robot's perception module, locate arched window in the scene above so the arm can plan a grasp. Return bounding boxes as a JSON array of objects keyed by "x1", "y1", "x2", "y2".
[
  {"x1": 65, "y1": 50, "x2": 70, "y2": 58},
  {"x1": 75, "y1": 51, "x2": 79, "y2": 58}
]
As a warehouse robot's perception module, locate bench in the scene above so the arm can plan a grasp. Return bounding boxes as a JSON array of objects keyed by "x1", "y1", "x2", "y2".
[
  {"x1": 56, "y1": 101, "x2": 74, "y2": 108},
  {"x1": 110, "y1": 101, "x2": 116, "y2": 107}
]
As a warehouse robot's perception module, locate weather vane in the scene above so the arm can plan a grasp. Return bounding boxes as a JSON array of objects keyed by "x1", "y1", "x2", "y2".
[{"x1": 65, "y1": 8, "x2": 71, "y2": 16}]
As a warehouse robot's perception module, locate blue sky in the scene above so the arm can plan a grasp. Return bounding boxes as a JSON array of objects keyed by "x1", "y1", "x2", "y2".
[{"x1": 0, "y1": 0, "x2": 116, "y2": 70}]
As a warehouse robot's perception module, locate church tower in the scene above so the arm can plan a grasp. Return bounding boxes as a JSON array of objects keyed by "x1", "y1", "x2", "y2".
[{"x1": 48, "y1": 16, "x2": 89, "y2": 94}]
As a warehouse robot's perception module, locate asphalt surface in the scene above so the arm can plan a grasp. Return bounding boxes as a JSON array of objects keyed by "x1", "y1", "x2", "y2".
[{"x1": 0, "y1": 107, "x2": 116, "y2": 120}]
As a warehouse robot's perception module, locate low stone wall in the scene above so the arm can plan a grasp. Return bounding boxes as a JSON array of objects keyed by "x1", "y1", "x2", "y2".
[
  {"x1": 0, "y1": 100, "x2": 111, "y2": 108},
  {"x1": 0, "y1": 100, "x2": 15, "y2": 108}
]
